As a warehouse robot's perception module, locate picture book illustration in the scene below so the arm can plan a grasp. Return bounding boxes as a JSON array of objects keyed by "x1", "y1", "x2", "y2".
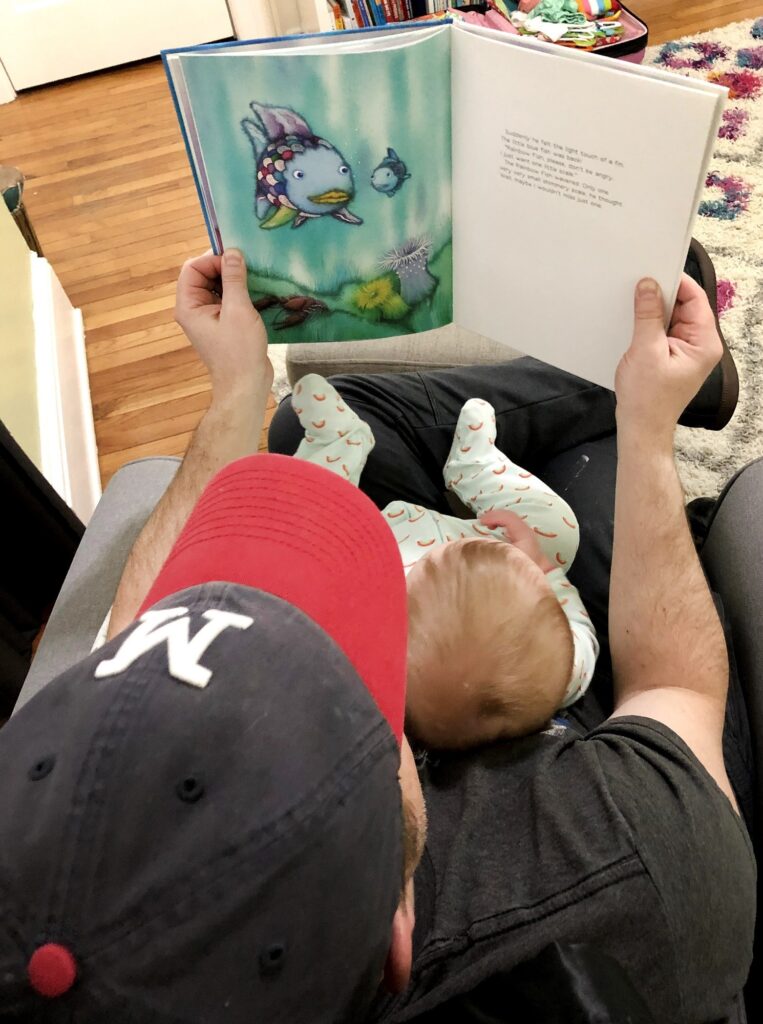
[
  {"x1": 177, "y1": 30, "x2": 452, "y2": 343},
  {"x1": 371, "y1": 148, "x2": 411, "y2": 197},
  {"x1": 242, "y1": 102, "x2": 363, "y2": 230}
]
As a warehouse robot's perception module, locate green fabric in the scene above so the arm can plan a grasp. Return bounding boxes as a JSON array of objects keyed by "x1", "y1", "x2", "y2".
[{"x1": 532, "y1": 0, "x2": 586, "y2": 24}]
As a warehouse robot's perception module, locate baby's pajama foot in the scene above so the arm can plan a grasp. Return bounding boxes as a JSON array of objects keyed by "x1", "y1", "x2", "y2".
[
  {"x1": 292, "y1": 374, "x2": 374, "y2": 485},
  {"x1": 443, "y1": 398, "x2": 580, "y2": 567}
]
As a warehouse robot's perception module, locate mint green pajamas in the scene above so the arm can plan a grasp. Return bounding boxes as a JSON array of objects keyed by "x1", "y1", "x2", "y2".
[{"x1": 292, "y1": 374, "x2": 598, "y2": 707}]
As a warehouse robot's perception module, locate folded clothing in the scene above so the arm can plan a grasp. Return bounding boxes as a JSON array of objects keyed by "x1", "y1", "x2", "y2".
[
  {"x1": 576, "y1": 0, "x2": 620, "y2": 17},
  {"x1": 519, "y1": 0, "x2": 620, "y2": 20},
  {"x1": 511, "y1": 5, "x2": 623, "y2": 46}
]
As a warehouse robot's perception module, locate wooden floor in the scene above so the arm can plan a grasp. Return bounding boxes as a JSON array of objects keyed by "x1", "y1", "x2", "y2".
[
  {"x1": 0, "y1": 0, "x2": 757, "y2": 487},
  {"x1": 2, "y1": 63, "x2": 274, "y2": 486}
]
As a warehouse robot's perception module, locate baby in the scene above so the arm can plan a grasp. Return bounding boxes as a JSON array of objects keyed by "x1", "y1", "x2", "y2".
[{"x1": 291, "y1": 374, "x2": 598, "y2": 749}]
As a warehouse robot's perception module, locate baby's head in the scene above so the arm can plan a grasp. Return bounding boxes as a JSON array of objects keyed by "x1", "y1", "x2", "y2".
[{"x1": 405, "y1": 538, "x2": 574, "y2": 749}]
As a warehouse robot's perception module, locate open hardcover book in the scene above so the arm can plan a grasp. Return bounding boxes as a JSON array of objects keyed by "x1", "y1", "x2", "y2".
[{"x1": 164, "y1": 20, "x2": 725, "y2": 388}]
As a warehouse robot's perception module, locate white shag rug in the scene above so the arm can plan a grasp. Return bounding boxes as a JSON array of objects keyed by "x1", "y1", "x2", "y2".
[{"x1": 646, "y1": 17, "x2": 763, "y2": 498}]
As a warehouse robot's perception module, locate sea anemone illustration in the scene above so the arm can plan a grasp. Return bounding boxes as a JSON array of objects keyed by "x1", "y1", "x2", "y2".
[
  {"x1": 380, "y1": 238, "x2": 437, "y2": 306},
  {"x1": 353, "y1": 276, "x2": 409, "y2": 320}
]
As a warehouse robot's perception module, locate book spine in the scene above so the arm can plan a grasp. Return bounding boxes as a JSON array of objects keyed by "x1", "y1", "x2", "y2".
[
  {"x1": 370, "y1": 0, "x2": 387, "y2": 23},
  {"x1": 358, "y1": 0, "x2": 372, "y2": 24},
  {"x1": 351, "y1": 0, "x2": 365, "y2": 26}
]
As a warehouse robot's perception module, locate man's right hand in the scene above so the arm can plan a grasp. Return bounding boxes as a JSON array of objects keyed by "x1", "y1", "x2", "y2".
[
  {"x1": 614, "y1": 275, "x2": 723, "y2": 442},
  {"x1": 174, "y1": 248, "x2": 273, "y2": 396}
]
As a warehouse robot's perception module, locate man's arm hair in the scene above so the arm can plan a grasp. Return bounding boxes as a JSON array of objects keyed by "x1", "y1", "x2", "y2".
[
  {"x1": 607, "y1": 430, "x2": 736, "y2": 809},
  {"x1": 106, "y1": 386, "x2": 267, "y2": 640},
  {"x1": 106, "y1": 247, "x2": 272, "y2": 640}
]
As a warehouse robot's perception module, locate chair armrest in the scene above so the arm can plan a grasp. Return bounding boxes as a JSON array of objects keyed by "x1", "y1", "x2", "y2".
[
  {"x1": 15, "y1": 456, "x2": 180, "y2": 713},
  {"x1": 286, "y1": 327, "x2": 520, "y2": 385},
  {"x1": 702, "y1": 457, "x2": 763, "y2": 763},
  {"x1": 700, "y1": 456, "x2": 763, "y2": 1022}
]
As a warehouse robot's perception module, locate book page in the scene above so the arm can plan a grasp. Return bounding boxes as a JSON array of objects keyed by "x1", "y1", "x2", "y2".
[
  {"x1": 171, "y1": 28, "x2": 453, "y2": 344},
  {"x1": 208, "y1": 25, "x2": 439, "y2": 55},
  {"x1": 451, "y1": 26, "x2": 724, "y2": 388}
]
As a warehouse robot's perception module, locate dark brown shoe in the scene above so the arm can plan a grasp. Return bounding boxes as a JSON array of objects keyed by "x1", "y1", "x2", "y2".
[{"x1": 678, "y1": 237, "x2": 739, "y2": 430}]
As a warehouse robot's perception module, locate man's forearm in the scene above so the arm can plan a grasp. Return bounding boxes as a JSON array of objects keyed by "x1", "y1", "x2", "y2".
[
  {"x1": 609, "y1": 428, "x2": 728, "y2": 705},
  {"x1": 107, "y1": 382, "x2": 269, "y2": 638}
]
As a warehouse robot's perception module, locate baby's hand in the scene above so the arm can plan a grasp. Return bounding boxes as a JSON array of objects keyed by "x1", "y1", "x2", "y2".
[{"x1": 478, "y1": 510, "x2": 556, "y2": 574}]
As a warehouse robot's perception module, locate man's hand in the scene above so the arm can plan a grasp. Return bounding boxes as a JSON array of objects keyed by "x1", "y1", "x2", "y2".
[
  {"x1": 478, "y1": 510, "x2": 556, "y2": 573},
  {"x1": 614, "y1": 275, "x2": 723, "y2": 443},
  {"x1": 175, "y1": 248, "x2": 273, "y2": 395}
]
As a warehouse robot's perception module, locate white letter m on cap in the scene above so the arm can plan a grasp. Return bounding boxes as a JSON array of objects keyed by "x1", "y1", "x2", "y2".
[{"x1": 95, "y1": 607, "x2": 253, "y2": 688}]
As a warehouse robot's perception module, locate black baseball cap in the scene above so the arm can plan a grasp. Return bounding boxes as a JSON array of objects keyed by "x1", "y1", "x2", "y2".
[{"x1": 0, "y1": 455, "x2": 409, "y2": 1022}]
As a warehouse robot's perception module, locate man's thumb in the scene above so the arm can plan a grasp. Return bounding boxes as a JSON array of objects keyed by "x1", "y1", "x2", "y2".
[
  {"x1": 220, "y1": 248, "x2": 251, "y2": 307},
  {"x1": 632, "y1": 278, "x2": 666, "y2": 345}
]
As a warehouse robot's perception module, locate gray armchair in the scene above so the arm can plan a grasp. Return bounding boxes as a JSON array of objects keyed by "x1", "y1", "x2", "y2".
[{"x1": 16, "y1": 452, "x2": 763, "y2": 1018}]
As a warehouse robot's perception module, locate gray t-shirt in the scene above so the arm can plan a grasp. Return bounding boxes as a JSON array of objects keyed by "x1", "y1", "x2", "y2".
[{"x1": 372, "y1": 717, "x2": 756, "y2": 1023}]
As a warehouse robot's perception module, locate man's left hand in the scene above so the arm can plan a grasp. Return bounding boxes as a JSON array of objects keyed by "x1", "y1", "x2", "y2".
[{"x1": 175, "y1": 248, "x2": 273, "y2": 395}]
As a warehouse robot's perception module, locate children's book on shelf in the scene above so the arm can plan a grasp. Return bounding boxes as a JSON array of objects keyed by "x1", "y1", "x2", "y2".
[{"x1": 163, "y1": 19, "x2": 725, "y2": 388}]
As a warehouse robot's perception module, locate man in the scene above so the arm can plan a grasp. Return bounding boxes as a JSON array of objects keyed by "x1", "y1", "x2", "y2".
[{"x1": 0, "y1": 249, "x2": 754, "y2": 1022}]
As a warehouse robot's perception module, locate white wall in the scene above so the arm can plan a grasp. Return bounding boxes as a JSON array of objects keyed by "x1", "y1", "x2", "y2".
[
  {"x1": 0, "y1": 57, "x2": 15, "y2": 104},
  {"x1": 0, "y1": 202, "x2": 38, "y2": 462},
  {"x1": 0, "y1": 204, "x2": 100, "y2": 521},
  {"x1": 227, "y1": 0, "x2": 332, "y2": 39}
]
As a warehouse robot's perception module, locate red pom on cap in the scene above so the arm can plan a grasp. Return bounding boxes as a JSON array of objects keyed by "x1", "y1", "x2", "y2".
[{"x1": 28, "y1": 944, "x2": 77, "y2": 998}]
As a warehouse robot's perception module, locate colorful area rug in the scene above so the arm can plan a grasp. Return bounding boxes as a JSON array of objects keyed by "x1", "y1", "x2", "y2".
[{"x1": 646, "y1": 17, "x2": 763, "y2": 498}]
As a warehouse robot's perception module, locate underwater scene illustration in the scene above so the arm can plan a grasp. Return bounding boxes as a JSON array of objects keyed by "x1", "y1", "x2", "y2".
[{"x1": 178, "y1": 29, "x2": 452, "y2": 342}]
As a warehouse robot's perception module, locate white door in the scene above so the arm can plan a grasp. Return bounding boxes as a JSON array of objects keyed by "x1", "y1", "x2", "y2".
[{"x1": 0, "y1": 0, "x2": 233, "y2": 90}]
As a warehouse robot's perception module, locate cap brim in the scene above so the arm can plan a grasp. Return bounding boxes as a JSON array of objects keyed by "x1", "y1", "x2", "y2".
[{"x1": 138, "y1": 454, "x2": 407, "y2": 741}]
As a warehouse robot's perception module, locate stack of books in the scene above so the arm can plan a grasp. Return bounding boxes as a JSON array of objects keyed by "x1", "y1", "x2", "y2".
[{"x1": 331, "y1": 1, "x2": 481, "y2": 29}]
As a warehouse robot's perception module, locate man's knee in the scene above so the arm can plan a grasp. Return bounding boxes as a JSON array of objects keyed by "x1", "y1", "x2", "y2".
[{"x1": 268, "y1": 394, "x2": 302, "y2": 455}]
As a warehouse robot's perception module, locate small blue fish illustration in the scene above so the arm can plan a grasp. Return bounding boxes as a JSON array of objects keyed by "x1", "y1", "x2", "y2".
[
  {"x1": 371, "y1": 148, "x2": 411, "y2": 197},
  {"x1": 241, "y1": 102, "x2": 362, "y2": 229}
]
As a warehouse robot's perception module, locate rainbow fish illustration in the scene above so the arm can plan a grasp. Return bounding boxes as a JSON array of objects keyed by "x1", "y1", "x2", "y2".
[
  {"x1": 371, "y1": 148, "x2": 410, "y2": 197},
  {"x1": 241, "y1": 102, "x2": 362, "y2": 230}
]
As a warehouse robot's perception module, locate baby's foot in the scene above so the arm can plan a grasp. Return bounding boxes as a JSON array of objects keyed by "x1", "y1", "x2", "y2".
[
  {"x1": 443, "y1": 398, "x2": 498, "y2": 490},
  {"x1": 292, "y1": 374, "x2": 374, "y2": 449}
]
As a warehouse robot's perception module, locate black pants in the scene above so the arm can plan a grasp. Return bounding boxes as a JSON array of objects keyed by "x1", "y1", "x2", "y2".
[{"x1": 269, "y1": 357, "x2": 753, "y2": 826}]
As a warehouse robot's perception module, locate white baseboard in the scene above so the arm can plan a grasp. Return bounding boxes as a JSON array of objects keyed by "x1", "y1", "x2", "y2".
[{"x1": 31, "y1": 254, "x2": 101, "y2": 523}]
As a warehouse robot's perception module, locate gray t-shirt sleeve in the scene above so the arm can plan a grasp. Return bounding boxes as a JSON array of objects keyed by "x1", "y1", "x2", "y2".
[{"x1": 585, "y1": 716, "x2": 756, "y2": 1023}]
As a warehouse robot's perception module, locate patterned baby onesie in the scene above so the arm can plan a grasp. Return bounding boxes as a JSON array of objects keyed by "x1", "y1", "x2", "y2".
[{"x1": 292, "y1": 375, "x2": 598, "y2": 706}]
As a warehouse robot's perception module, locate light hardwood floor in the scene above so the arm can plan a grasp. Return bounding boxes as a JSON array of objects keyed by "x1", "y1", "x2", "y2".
[{"x1": 1, "y1": 0, "x2": 758, "y2": 487}]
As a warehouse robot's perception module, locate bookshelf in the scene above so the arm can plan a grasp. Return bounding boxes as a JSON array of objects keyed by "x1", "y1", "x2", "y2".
[
  {"x1": 311, "y1": 2, "x2": 338, "y2": 31},
  {"x1": 227, "y1": 1, "x2": 424, "y2": 38}
]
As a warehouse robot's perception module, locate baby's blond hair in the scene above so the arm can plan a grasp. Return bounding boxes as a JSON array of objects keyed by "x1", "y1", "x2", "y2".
[{"x1": 406, "y1": 539, "x2": 574, "y2": 749}]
